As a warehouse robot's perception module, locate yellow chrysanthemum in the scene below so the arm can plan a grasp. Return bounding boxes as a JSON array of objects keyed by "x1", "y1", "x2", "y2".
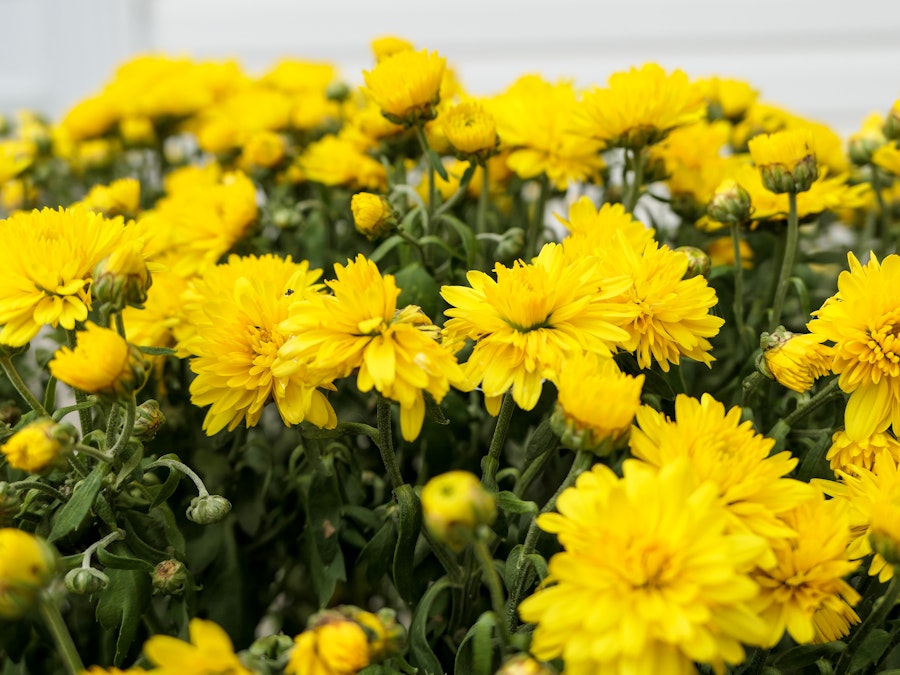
[
  {"x1": 297, "y1": 135, "x2": 387, "y2": 190},
  {"x1": 697, "y1": 76, "x2": 758, "y2": 121},
  {"x1": 441, "y1": 100, "x2": 498, "y2": 158},
  {"x1": 0, "y1": 206, "x2": 126, "y2": 346},
  {"x1": 571, "y1": 63, "x2": 706, "y2": 149},
  {"x1": 286, "y1": 619, "x2": 371, "y2": 675},
  {"x1": 706, "y1": 235, "x2": 754, "y2": 269},
  {"x1": 557, "y1": 197, "x2": 655, "y2": 263},
  {"x1": 488, "y1": 76, "x2": 605, "y2": 190},
  {"x1": 761, "y1": 328, "x2": 834, "y2": 393},
  {"x1": 0, "y1": 139, "x2": 36, "y2": 183},
  {"x1": 240, "y1": 130, "x2": 286, "y2": 169},
  {"x1": 0, "y1": 528, "x2": 57, "y2": 619},
  {"x1": 630, "y1": 393, "x2": 815, "y2": 545},
  {"x1": 748, "y1": 128, "x2": 818, "y2": 193},
  {"x1": 873, "y1": 142, "x2": 900, "y2": 176},
  {"x1": 551, "y1": 352, "x2": 644, "y2": 453},
  {"x1": 808, "y1": 252, "x2": 900, "y2": 440},
  {"x1": 79, "y1": 177, "x2": 141, "y2": 217},
  {"x1": 601, "y1": 235, "x2": 725, "y2": 371},
  {"x1": 350, "y1": 192, "x2": 395, "y2": 239},
  {"x1": 1, "y1": 419, "x2": 72, "y2": 473},
  {"x1": 275, "y1": 255, "x2": 467, "y2": 441},
  {"x1": 363, "y1": 49, "x2": 445, "y2": 124},
  {"x1": 370, "y1": 35, "x2": 415, "y2": 62},
  {"x1": 519, "y1": 459, "x2": 770, "y2": 675},
  {"x1": 421, "y1": 470, "x2": 497, "y2": 551},
  {"x1": 121, "y1": 265, "x2": 190, "y2": 351},
  {"x1": 750, "y1": 492, "x2": 860, "y2": 646},
  {"x1": 143, "y1": 618, "x2": 252, "y2": 675},
  {"x1": 827, "y1": 429, "x2": 900, "y2": 476},
  {"x1": 49, "y1": 322, "x2": 146, "y2": 398},
  {"x1": 441, "y1": 242, "x2": 633, "y2": 414}
]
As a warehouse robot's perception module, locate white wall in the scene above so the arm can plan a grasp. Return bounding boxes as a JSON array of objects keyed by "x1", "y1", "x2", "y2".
[{"x1": 1, "y1": 0, "x2": 898, "y2": 135}]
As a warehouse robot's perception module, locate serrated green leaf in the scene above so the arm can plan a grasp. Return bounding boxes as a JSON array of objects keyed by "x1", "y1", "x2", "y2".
[
  {"x1": 409, "y1": 577, "x2": 451, "y2": 675},
  {"x1": 496, "y1": 491, "x2": 538, "y2": 516},
  {"x1": 96, "y1": 544, "x2": 155, "y2": 573},
  {"x1": 48, "y1": 462, "x2": 109, "y2": 542},
  {"x1": 95, "y1": 568, "x2": 152, "y2": 666},
  {"x1": 392, "y1": 484, "x2": 423, "y2": 606}
]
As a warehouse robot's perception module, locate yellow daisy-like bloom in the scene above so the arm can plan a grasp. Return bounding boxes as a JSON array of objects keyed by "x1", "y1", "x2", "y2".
[
  {"x1": 143, "y1": 618, "x2": 252, "y2": 675},
  {"x1": 275, "y1": 255, "x2": 467, "y2": 441},
  {"x1": 441, "y1": 100, "x2": 498, "y2": 159},
  {"x1": 706, "y1": 235, "x2": 754, "y2": 269},
  {"x1": 286, "y1": 618, "x2": 370, "y2": 675},
  {"x1": 350, "y1": 192, "x2": 396, "y2": 239},
  {"x1": 630, "y1": 394, "x2": 815, "y2": 545},
  {"x1": 697, "y1": 76, "x2": 758, "y2": 121},
  {"x1": 571, "y1": 63, "x2": 706, "y2": 150},
  {"x1": 808, "y1": 252, "x2": 900, "y2": 441},
  {"x1": 441, "y1": 242, "x2": 633, "y2": 414},
  {"x1": 601, "y1": 235, "x2": 725, "y2": 372},
  {"x1": 79, "y1": 177, "x2": 141, "y2": 218},
  {"x1": 363, "y1": 49, "x2": 445, "y2": 125},
  {"x1": 750, "y1": 492, "x2": 860, "y2": 646},
  {"x1": 421, "y1": 470, "x2": 497, "y2": 552},
  {"x1": 370, "y1": 35, "x2": 415, "y2": 62},
  {"x1": 748, "y1": 128, "x2": 818, "y2": 193},
  {"x1": 827, "y1": 429, "x2": 900, "y2": 475},
  {"x1": 488, "y1": 75, "x2": 605, "y2": 190},
  {"x1": 0, "y1": 139, "x2": 36, "y2": 184},
  {"x1": 49, "y1": 322, "x2": 146, "y2": 398},
  {"x1": 240, "y1": 130, "x2": 286, "y2": 169},
  {"x1": 1, "y1": 419, "x2": 72, "y2": 473},
  {"x1": 519, "y1": 459, "x2": 770, "y2": 675},
  {"x1": 297, "y1": 135, "x2": 387, "y2": 191},
  {"x1": 873, "y1": 142, "x2": 900, "y2": 176},
  {"x1": 761, "y1": 328, "x2": 834, "y2": 393},
  {"x1": 0, "y1": 528, "x2": 57, "y2": 619},
  {"x1": 557, "y1": 197, "x2": 655, "y2": 263},
  {"x1": 177, "y1": 254, "x2": 336, "y2": 436},
  {"x1": 551, "y1": 352, "x2": 645, "y2": 454},
  {"x1": 0, "y1": 206, "x2": 125, "y2": 346}
]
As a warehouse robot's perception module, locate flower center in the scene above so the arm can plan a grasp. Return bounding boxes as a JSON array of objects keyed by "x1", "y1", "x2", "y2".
[
  {"x1": 865, "y1": 313, "x2": 900, "y2": 376},
  {"x1": 247, "y1": 324, "x2": 284, "y2": 364}
]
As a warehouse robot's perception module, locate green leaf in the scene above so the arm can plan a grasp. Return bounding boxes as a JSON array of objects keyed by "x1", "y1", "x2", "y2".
[
  {"x1": 303, "y1": 526, "x2": 346, "y2": 608},
  {"x1": 147, "y1": 459, "x2": 183, "y2": 509},
  {"x1": 357, "y1": 517, "x2": 398, "y2": 586},
  {"x1": 440, "y1": 214, "x2": 479, "y2": 269},
  {"x1": 370, "y1": 234, "x2": 405, "y2": 263},
  {"x1": 849, "y1": 628, "x2": 892, "y2": 673},
  {"x1": 95, "y1": 568, "x2": 152, "y2": 666},
  {"x1": 429, "y1": 148, "x2": 449, "y2": 181},
  {"x1": 96, "y1": 544, "x2": 155, "y2": 573},
  {"x1": 454, "y1": 611, "x2": 497, "y2": 675},
  {"x1": 392, "y1": 484, "x2": 423, "y2": 606},
  {"x1": 305, "y1": 465, "x2": 343, "y2": 565},
  {"x1": 496, "y1": 491, "x2": 538, "y2": 516},
  {"x1": 409, "y1": 577, "x2": 451, "y2": 675},
  {"x1": 524, "y1": 418, "x2": 557, "y2": 461},
  {"x1": 395, "y1": 262, "x2": 441, "y2": 319},
  {"x1": 772, "y1": 641, "x2": 844, "y2": 670},
  {"x1": 137, "y1": 345, "x2": 177, "y2": 356},
  {"x1": 48, "y1": 462, "x2": 110, "y2": 542}
]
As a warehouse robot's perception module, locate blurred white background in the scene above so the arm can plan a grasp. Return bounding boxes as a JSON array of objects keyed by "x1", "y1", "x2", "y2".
[{"x1": 1, "y1": 0, "x2": 898, "y2": 135}]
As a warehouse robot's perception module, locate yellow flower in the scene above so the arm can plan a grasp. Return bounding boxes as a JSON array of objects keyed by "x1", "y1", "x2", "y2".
[
  {"x1": 370, "y1": 35, "x2": 415, "y2": 62},
  {"x1": 0, "y1": 528, "x2": 57, "y2": 619},
  {"x1": 143, "y1": 618, "x2": 252, "y2": 675},
  {"x1": 750, "y1": 492, "x2": 860, "y2": 646},
  {"x1": 275, "y1": 255, "x2": 467, "y2": 441},
  {"x1": 177, "y1": 254, "x2": 336, "y2": 436},
  {"x1": 761, "y1": 328, "x2": 833, "y2": 393},
  {"x1": 1, "y1": 419, "x2": 75, "y2": 473},
  {"x1": 873, "y1": 142, "x2": 900, "y2": 176},
  {"x1": 441, "y1": 100, "x2": 498, "y2": 159},
  {"x1": 706, "y1": 234, "x2": 754, "y2": 269},
  {"x1": 551, "y1": 352, "x2": 644, "y2": 453},
  {"x1": 0, "y1": 139, "x2": 36, "y2": 183},
  {"x1": 808, "y1": 252, "x2": 900, "y2": 440},
  {"x1": 59, "y1": 94, "x2": 120, "y2": 142},
  {"x1": 363, "y1": 49, "x2": 445, "y2": 125},
  {"x1": 748, "y1": 128, "x2": 818, "y2": 193},
  {"x1": 119, "y1": 115, "x2": 156, "y2": 146},
  {"x1": 350, "y1": 192, "x2": 396, "y2": 239},
  {"x1": 571, "y1": 63, "x2": 706, "y2": 149},
  {"x1": 697, "y1": 76, "x2": 758, "y2": 121},
  {"x1": 49, "y1": 322, "x2": 146, "y2": 398},
  {"x1": 121, "y1": 266, "x2": 190, "y2": 351},
  {"x1": 79, "y1": 177, "x2": 141, "y2": 217},
  {"x1": 297, "y1": 135, "x2": 387, "y2": 191},
  {"x1": 495, "y1": 655, "x2": 554, "y2": 675},
  {"x1": 93, "y1": 239, "x2": 153, "y2": 310},
  {"x1": 848, "y1": 112, "x2": 886, "y2": 166},
  {"x1": 630, "y1": 393, "x2": 815, "y2": 546},
  {"x1": 81, "y1": 667, "x2": 147, "y2": 674},
  {"x1": 558, "y1": 197, "x2": 655, "y2": 263},
  {"x1": 441, "y1": 242, "x2": 633, "y2": 414},
  {"x1": 0, "y1": 206, "x2": 125, "y2": 346},
  {"x1": 286, "y1": 618, "x2": 370, "y2": 675},
  {"x1": 240, "y1": 130, "x2": 286, "y2": 169},
  {"x1": 827, "y1": 429, "x2": 900, "y2": 475},
  {"x1": 519, "y1": 459, "x2": 769, "y2": 674},
  {"x1": 421, "y1": 471, "x2": 497, "y2": 551}
]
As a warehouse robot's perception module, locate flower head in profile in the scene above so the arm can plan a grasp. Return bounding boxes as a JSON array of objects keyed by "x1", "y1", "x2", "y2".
[
  {"x1": 143, "y1": 618, "x2": 252, "y2": 675},
  {"x1": 808, "y1": 252, "x2": 900, "y2": 440},
  {"x1": 1, "y1": 419, "x2": 76, "y2": 474},
  {"x1": 441, "y1": 242, "x2": 633, "y2": 414},
  {"x1": 571, "y1": 63, "x2": 706, "y2": 149},
  {"x1": 363, "y1": 49, "x2": 445, "y2": 125},
  {"x1": 519, "y1": 459, "x2": 769, "y2": 674},
  {"x1": 350, "y1": 192, "x2": 396, "y2": 239},
  {"x1": 49, "y1": 322, "x2": 147, "y2": 398},
  {"x1": 760, "y1": 327, "x2": 833, "y2": 393},
  {"x1": 275, "y1": 255, "x2": 467, "y2": 441},
  {"x1": 748, "y1": 128, "x2": 818, "y2": 193},
  {"x1": 441, "y1": 100, "x2": 498, "y2": 160},
  {"x1": 286, "y1": 614, "x2": 370, "y2": 675},
  {"x1": 177, "y1": 254, "x2": 335, "y2": 435},
  {"x1": 0, "y1": 528, "x2": 57, "y2": 619},
  {"x1": 421, "y1": 471, "x2": 497, "y2": 551},
  {"x1": 827, "y1": 429, "x2": 900, "y2": 476},
  {"x1": 697, "y1": 76, "x2": 758, "y2": 121}
]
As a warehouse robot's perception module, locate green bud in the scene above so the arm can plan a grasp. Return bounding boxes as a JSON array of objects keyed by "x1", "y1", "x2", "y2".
[
  {"x1": 326, "y1": 81, "x2": 351, "y2": 103},
  {"x1": 247, "y1": 633, "x2": 295, "y2": 661},
  {"x1": 186, "y1": 494, "x2": 232, "y2": 525},
  {"x1": 133, "y1": 400, "x2": 166, "y2": 442},
  {"x1": 496, "y1": 227, "x2": 525, "y2": 260},
  {"x1": 675, "y1": 246, "x2": 711, "y2": 279},
  {"x1": 707, "y1": 179, "x2": 752, "y2": 225},
  {"x1": 65, "y1": 566, "x2": 109, "y2": 595},
  {"x1": 151, "y1": 559, "x2": 189, "y2": 595},
  {"x1": 0, "y1": 483, "x2": 20, "y2": 526},
  {"x1": 759, "y1": 154, "x2": 818, "y2": 194}
]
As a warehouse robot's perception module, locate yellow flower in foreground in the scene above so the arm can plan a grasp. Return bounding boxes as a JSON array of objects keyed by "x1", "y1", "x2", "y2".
[
  {"x1": 827, "y1": 429, "x2": 900, "y2": 475},
  {"x1": 275, "y1": 255, "x2": 467, "y2": 441},
  {"x1": 421, "y1": 471, "x2": 497, "y2": 551},
  {"x1": 808, "y1": 252, "x2": 900, "y2": 440},
  {"x1": 363, "y1": 49, "x2": 445, "y2": 125},
  {"x1": 519, "y1": 459, "x2": 769, "y2": 674},
  {"x1": 750, "y1": 492, "x2": 860, "y2": 646},
  {"x1": 143, "y1": 618, "x2": 252, "y2": 675},
  {"x1": 286, "y1": 617, "x2": 370, "y2": 675},
  {"x1": 441, "y1": 242, "x2": 633, "y2": 414},
  {"x1": 441, "y1": 100, "x2": 498, "y2": 159},
  {"x1": 761, "y1": 328, "x2": 833, "y2": 393},
  {"x1": 49, "y1": 322, "x2": 146, "y2": 398},
  {"x1": 0, "y1": 528, "x2": 57, "y2": 619},
  {"x1": 748, "y1": 128, "x2": 818, "y2": 193},
  {"x1": 571, "y1": 63, "x2": 705, "y2": 149},
  {"x1": 1, "y1": 419, "x2": 75, "y2": 473},
  {"x1": 0, "y1": 206, "x2": 125, "y2": 346}
]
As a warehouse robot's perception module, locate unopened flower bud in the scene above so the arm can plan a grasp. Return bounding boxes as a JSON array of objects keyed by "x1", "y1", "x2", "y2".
[
  {"x1": 496, "y1": 227, "x2": 525, "y2": 260},
  {"x1": 133, "y1": 399, "x2": 166, "y2": 441},
  {"x1": 248, "y1": 633, "x2": 295, "y2": 661},
  {"x1": 848, "y1": 114, "x2": 887, "y2": 166},
  {"x1": 421, "y1": 471, "x2": 497, "y2": 551},
  {"x1": 93, "y1": 241, "x2": 152, "y2": 310},
  {"x1": 152, "y1": 559, "x2": 189, "y2": 595},
  {"x1": 1, "y1": 419, "x2": 76, "y2": 474},
  {"x1": 675, "y1": 246, "x2": 711, "y2": 279},
  {"x1": 760, "y1": 326, "x2": 833, "y2": 393},
  {"x1": 0, "y1": 528, "x2": 57, "y2": 618},
  {"x1": 0, "y1": 483, "x2": 20, "y2": 526},
  {"x1": 186, "y1": 494, "x2": 232, "y2": 525},
  {"x1": 748, "y1": 129, "x2": 818, "y2": 194},
  {"x1": 707, "y1": 179, "x2": 752, "y2": 225},
  {"x1": 346, "y1": 607, "x2": 406, "y2": 661},
  {"x1": 65, "y1": 566, "x2": 109, "y2": 595},
  {"x1": 326, "y1": 81, "x2": 351, "y2": 103},
  {"x1": 884, "y1": 100, "x2": 900, "y2": 142},
  {"x1": 351, "y1": 192, "x2": 397, "y2": 239},
  {"x1": 496, "y1": 654, "x2": 556, "y2": 675}
]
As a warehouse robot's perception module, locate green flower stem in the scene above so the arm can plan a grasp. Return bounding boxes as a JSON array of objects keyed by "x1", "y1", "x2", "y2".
[
  {"x1": 623, "y1": 147, "x2": 645, "y2": 214},
  {"x1": 38, "y1": 594, "x2": 84, "y2": 675},
  {"x1": 65, "y1": 329, "x2": 94, "y2": 434},
  {"x1": 146, "y1": 458, "x2": 210, "y2": 497},
  {"x1": 767, "y1": 377, "x2": 842, "y2": 436},
  {"x1": 73, "y1": 443, "x2": 114, "y2": 464},
  {"x1": 506, "y1": 450, "x2": 593, "y2": 628},
  {"x1": 473, "y1": 535, "x2": 511, "y2": 650},
  {"x1": 302, "y1": 422, "x2": 378, "y2": 444},
  {"x1": 78, "y1": 529, "x2": 124, "y2": 569},
  {"x1": 482, "y1": 392, "x2": 515, "y2": 492},
  {"x1": 10, "y1": 479, "x2": 67, "y2": 503},
  {"x1": 414, "y1": 123, "x2": 437, "y2": 219},
  {"x1": 513, "y1": 437, "x2": 560, "y2": 499},
  {"x1": 476, "y1": 162, "x2": 490, "y2": 235},
  {"x1": 51, "y1": 397, "x2": 98, "y2": 422},
  {"x1": 113, "y1": 312, "x2": 127, "y2": 339},
  {"x1": 835, "y1": 574, "x2": 900, "y2": 675},
  {"x1": 769, "y1": 191, "x2": 799, "y2": 331},
  {"x1": 376, "y1": 396, "x2": 404, "y2": 491},
  {"x1": 106, "y1": 395, "x2": 136, "y2": 458},
  {"x1": 422, "y1": 526, "x2": 464, "y2": 586},
  {"x1": 730, "y1": 223, "x2": 748, "y2": 348},
  {"x1": 525, "y1": 174, "x2": 549, "y2": 259},
  {"x1": 0, "y1": 356, "x2": 49, "y2": 417},
  {"x1": 433, "y1": 163, "x2": 474, "y2": 219}
]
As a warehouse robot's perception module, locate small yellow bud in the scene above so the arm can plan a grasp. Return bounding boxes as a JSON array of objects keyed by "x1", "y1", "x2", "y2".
[
  {"x1": 0, "y1": 528, "x2": 57, "y2": 619},
  {"x1": 287, "y1": 615, "x2": 371, "y2": 675},
  {"x1": 760, "y1": 326, "x2": 833, "y2": 393},
  {"x1": 350, "y1": 192, "x2": 396, "y2": 239},
  {"x1": 707, "y1": 178, "x2": 753, "y2": 225},
  {"x1": 1, "y1": 419, "x2": 76, "y2": 473},
  {"x1": 93, "y1": 240, "x2": 153, "y2": 310},
  {"x1": 675, "y1": 246, "x2": 711, "y2": 279},
  {"x1": 421, "y1": 471, "x2": 497, "y2": 551},
  {"x1": 848, "y1": 113, "x2": 887, "y2": 166}
]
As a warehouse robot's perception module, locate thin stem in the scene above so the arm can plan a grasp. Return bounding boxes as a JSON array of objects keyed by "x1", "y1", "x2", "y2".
[
  {"x1": 104, "y1": 403, "x2": 121, "y2": 452},
  {"x1": 113, "y1": 312, "x2": 127, "y2": 339},
  {"x1": 730, "y1": 223, "x2": 747, "y2": 348},
  {"x1": 51, "y1": 397, "x2": 98, "y2": 422},
  {"x1": 66, "y1": 330, "x2": 94, "y2": 434},
  {"x1": 513, "y1": 438, "x2": 559, "y2": 499},
  {"x1": 376, "y1": 396, "x2": 404, "y2": 491},
  {"x1": 414, "y1": 123, "x2": 437, "y2": 219},
  {"x1": 10, "y1": 480, "x2": 67, "y2": 503},
  {"x1": 835, "y1": 574, "x2": 900, "y2": 675},
  {"x1": 146, "y1": 458, "x2": 210, "y2": 497},
  {"x1": 482, "y1": 392, "x2": 515, "y2": 492},
  {"x1": 768, "y1": 377, "x2": 841, "y2": 435},
  {"x1": 525, "y1": 174, "x2": 549, "y2": 259},
  {"x1": 79, "y1": 529, "x2": 124, "y2": 569},
  {"x1": 476, "y1": 162, "x2": 490, "y2": 235},
  {"x1": 38, "y1": 594, "x2": 85, "y2": 675},
  {"x1": 73, "y1": 443, "x2": 114, "y2": 464},
  {"x1": 0, "y1": 356, "x2": 49, "y2": 416},
  {"x1": 769, "y1": 191, "x2": 799, "y2": 331},
  {"x1": 473, "y1": 536, "x2": 510, "y2": 650},
  {"x1": 107, "y1": 395, "x2": 136, "y2": 458},
  {"x1": 623, "y1": 147, "x2": 645, "y2": 214}
]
